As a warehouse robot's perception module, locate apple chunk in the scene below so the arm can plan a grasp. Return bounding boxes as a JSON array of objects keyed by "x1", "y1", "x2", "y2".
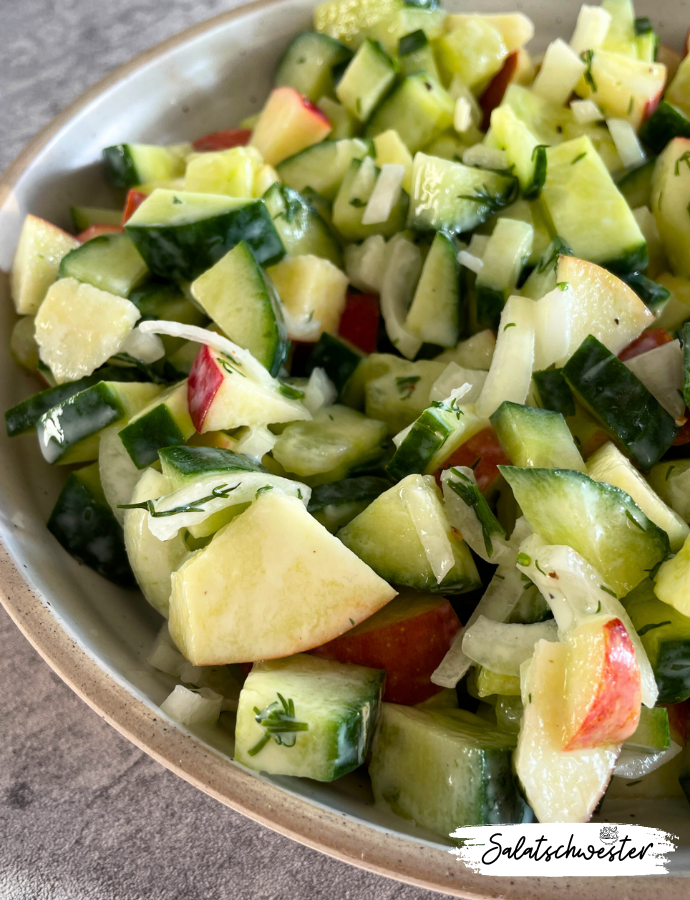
[
  {"x1": 311, "y1": 590, "x2": 461, "y2": 705},
  {"x1": 564, "y1": 616, "x2": 641, "y2": 751},
  {"x1": 515, "y1": 639, "x2": 620, "y2": 823},
  {"x1": 169, "y1": 491, "x2": 397, "y2": 665},
  {"x1": 250, "y1": 87, "x2": 332, "y2": 166},
  {"x1": 187, "y1": 343, "x2": 309, "y2": 432}
]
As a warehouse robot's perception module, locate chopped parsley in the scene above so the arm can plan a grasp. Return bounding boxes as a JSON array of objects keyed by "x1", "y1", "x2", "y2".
[
  {"x1": 582, "y1": 49, "x2": 597, "y2": 92},
  {"x1": 396, "y1": 375, "x2": 421, "y2": 400},
  {"x1": 247, "y1": 693, "x2": 309, "y2": 756}
]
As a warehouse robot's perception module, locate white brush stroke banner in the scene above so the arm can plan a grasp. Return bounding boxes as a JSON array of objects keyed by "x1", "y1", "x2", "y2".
[{"x1": 450, "y1": 824, "x2": 677, "y2": 876}]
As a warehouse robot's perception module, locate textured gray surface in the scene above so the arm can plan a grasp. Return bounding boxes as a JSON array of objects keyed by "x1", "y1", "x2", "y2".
[{"x1": 0, "y1": 3, "x2": 441, "y2": 898}]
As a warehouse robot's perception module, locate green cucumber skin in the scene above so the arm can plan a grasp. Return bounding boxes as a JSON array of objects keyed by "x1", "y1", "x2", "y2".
[
  {"x1": 685, "y1": 323, "x2": 690, "y2": 410},
  {"x1": 615, "y1": 158, "x2": 656, "y2": 209},
  {"x1": 70, "y1": 206, "x2": 123, "y2": 232},
  {"x1": 623, "y1": 272, "x2": 671, "y2": 315},
  {"x1": 563, "y1": 335, "x2": 677, "y2": 471},
  {"x1": 102, "y1": 145, "x2": 139, "y2": 189},
  {"x1": 159, "y1": 446, "x2": 268, "y2": 484},
  {"x1": 58, "y1": 233, "x2": 149, "y2": 299},
  {"x1": 119, "y1": 405, "x2": 188, "y2": 470},
  {"x1": 6, "y1": 367, "x2": 146, "y2": 438},
  {"x1": 532, "y1": 369, "x2": 576, "y2": 418},
  {"x1": 306, "y1": 333, "x2": 364, "y2": 397},
  {"x1": 385, "y1": 409, "x2": 452, "y2": 481},
  {"x1": 307, "y1": 476, "x2": 390, "y2": 511},
  {"x1": 639, "y1": 101, "x2": 690, "y2": 155},
  {"x1": 475, "y1": 285, "x2": 505, "y2": 332},
  {"x1": 274, "y1": 31, "x2": 352, "y2": 102},
  {"x1": 603, "y1": 243, "x2": 649, "y2": 279},
  {"x1": 624, "y1": 581, "x2": 690, "y2": 704},
  {"x1": 37, "y1": 384, "x2": 129, "y2": 464},
  {"x1": 126, "y1": 200, "x2": 285, "y2": 282},
  {"x1": 47, "y1": 472, "x2": 135, "y2": 586},
  {"x1": 523, "y1": 145, "x2": 547, "y2": 200},
  {"x1": 263, "y1": 183, "x2": 343, "y2": 268}
]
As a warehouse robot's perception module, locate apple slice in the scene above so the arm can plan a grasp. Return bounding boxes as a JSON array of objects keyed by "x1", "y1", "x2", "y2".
[
  {"x1": 515, "y1": 639, "x2": 620, "y2": 823},
  {"x1": 563, "y1": 616, "x2": 642, "y2": 751},
  {"x1": 187, "y1": 343, "x2": 309, "y2": 432},
  {"x1": 311, "y1": 589, "x2": 460, "y2": 705},
  {"x1": 250, "y1": 87, "x2": 332, "y2": 166},
  {"x1": 169, "y1": 491, "x2": 397, "y2": 665},
  {"x1": 575, "y1": 50, "x2": 666, "y2": 129},
  {"x1": 433, "y1": 426, "x2": 509, "y2": 498},
  {"x1": 11, "y1": 214, "x2": 80, "y2": 315}
]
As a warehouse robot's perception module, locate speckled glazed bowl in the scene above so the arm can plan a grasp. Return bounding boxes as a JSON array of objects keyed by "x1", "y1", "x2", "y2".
[{"x1": 1, "y1": 1, "x2": 690, "y2": 896}]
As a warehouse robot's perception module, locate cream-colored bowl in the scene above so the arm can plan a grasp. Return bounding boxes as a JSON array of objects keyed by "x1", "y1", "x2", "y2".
[{"x1": 0, "y1": 1, "x2": 689, "y2": 896}]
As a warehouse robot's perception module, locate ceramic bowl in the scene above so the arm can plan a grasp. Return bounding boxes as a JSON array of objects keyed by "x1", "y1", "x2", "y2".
[{"x1": 1, "y1": 1, "x2": 689, "y2": 896}]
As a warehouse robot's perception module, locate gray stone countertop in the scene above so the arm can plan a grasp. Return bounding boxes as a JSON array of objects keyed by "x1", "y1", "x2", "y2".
[{"x1": 0, "y1": 2, "x2": 441, "y2": 897}]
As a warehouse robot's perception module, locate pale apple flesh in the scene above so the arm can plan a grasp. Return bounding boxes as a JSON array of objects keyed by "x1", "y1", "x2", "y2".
[
  {"x1": 563, "y1": 616, "x2": 642, "y2": 752},
  {"x1": 250, "y1": 86, "x2": 332, "y2": 166}
]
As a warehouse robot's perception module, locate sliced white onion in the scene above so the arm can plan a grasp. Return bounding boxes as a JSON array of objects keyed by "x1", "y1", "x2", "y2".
[
  {"x1": 614, "y1": 741, "x2": 682, "y2": 780},
  {"x1": 148, "y1": 622, "x2": 186, "y2": 677},
  {"x1": 569, "y1": 5, "x2": 612, "y2": 55},
  {"x1": 476, "y1": 295, "x2": 535, "y2": 419},
  {"x1": 454, "y1": 97, "x2": 472, "y2": 134},
  {"x1": 457, "y1": 250, "x2": 484, "y2": 274},
  {"x1": 344, "y1": 235, "x2": 389, "y2": 293},
  {"x1": 431, "y1": 565, "x2": 526, "y2": 688},
  {"x1": 361, "y1": 164, "x2": 405, "y2": 226},
  {"x1": 449, "y1": 75, "x2": 482, "y2": 125},
  {"x1": 532, "y1": 38, "x2": 587, "y2": 106},
  {"x1": 303, "y1": 367, "x2": 337, "y2": 415},
  {"x1": 462, "y1": 616, "x2": 559, "y2": 677},
  {"x1": 462, "y1": 144, "x2": 509, "y2": 171},
  {"x1": 430, "y1": 363, "x2": 487, "y2": 404},
  {"x1": 138, "y1": 320, "x2": 274, "y2": 387},
  {"x1": 467, "y1": 234, "x2": 490, "y2": 258},
  {"x1": 145, "y1": 472, "x2": 311, "y2": 542},
  {"x1": 607, "y1": 118, "x2": 646, "y2": 168},
  {"x1": 120, "y1": 326, "x2": 165, "y2": 364},
  {"x1": 235, "y1": 425, "x2": 277, "y2": 462},
  {"x1": 533, "y1": 286, "x2": 572, "y2": 371},
  {"x1": 441, "y1": 466, "x2": 512, "y2": 564},
  {"x1": 160, "y1": 684, "x2": 223, "y2": 727},
  {"x1": 282, "y1": 306, "x2": 322, "y2": 342},
  {"x1": 571, "y1": 99, "x2": 605, "y2": 124},
  {"x1": 380, "y1": 237, "x2": 423, "y2": 360},
  {"x1": 517, "y1": 534, "x2": 658, "y2": 707},
  {"x1": 401, "y1": 478, "x2": 454, "y2": 585},
  {"x1": 624, "y1": 339, "x2": 685, "y2": 420}
]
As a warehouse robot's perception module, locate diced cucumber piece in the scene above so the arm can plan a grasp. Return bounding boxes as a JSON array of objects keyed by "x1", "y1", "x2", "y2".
[
  {"x1": 563, "y1": 335, "x2": 677, "y2": 471},
  {"x1": 491, "y1": 402, "x2": 585, "y2": 472},
  {"x1": 435, "y1": 16, "x2": 507, "y2": 90},
  {"x1": 307, "y1": 475, "x2": 390, "y2": 531},
  {"x1": 540, "y1": 136, "x2": 647, "y2": 274},
  {"x1": 623, "y1": 580, "x2": 690, "y2": 704},
  {"x1": 488, "y1": 105, "x2": 547, "y2": 199},
  {"x1": 10, "y1": 215, "x2": 80, "y2": 316},
  {"x1": 169, "y1": 491, "x2": 396, "y2": 664},
  {"x1": 338, "y1": 473, "x2": 481, "y2": 593},
  {"x1": 37, "y1": 381, "x2": 162, "y2": 465},
  {"x1": 476, "y1": 667, "x2": 521, "y2": 698},
  {"x1": 128, "y1": 280, "x2": 207, "y2": 355},
  {"x1": 435, "y1": 330, "x2": 495, "y2": 371},
  {"x1": 58, "y1": 232, "x2": 149, "y2": 299},
  {"x1": 262, "y1": 183, "x2": 343, "y2": 268},
  {"x1": 118, "y1": 380, "x2": 194, "y2": 469},
  {"x1": 364, "y1": 358, "x2": 446, "y2": 434},
  {"x1": 125, "y1": 189, "x2": 284, "y2": 281},
  {"x1": 332, "y1": 157, "x2": 408, "y2": 241},
  {"x1": 159, "y1": 445, "x2": 267, "y2": 490},
  {"x1": 373, "y1": 129, "x2": 413, "y2": 192},
  {"x1": 475, "y1": 218, "x2": 533, "y2": 330},
  {"x1": 184, "y1": 146, "x2": 262, "y2": 198},
  {"x1": 271, "y1": 405, "x2": 387, "y2": 484},
  {"x1": 102, "y1": 143, "x2": 188, "y2": 189},
  {"x1": 70, "y1": 206, "x2": 123, "y2": 232},
  {"x1": 48, "y1": 462, "x2": 134, "y2": 586},
  {"x1": 407, "y1": 153, "x2": 517, "y2": 233},
  {"x1": 651, "y1": 137, "x2": 690, "y2": 279},
  {"x1": 626, "y1": 705, "x2": 671, "y2": 754},
  {"x1": 318, "y1": 97, "x2": 360, "y2": 139},
  {"x1": 500, "y1": 466, "x2": 670, "y2": 597},
  {"x1": 335, "y1": 39, "x2": 397, "y2": 122},
  {"x1": 624, "y1": 272, "x2": 671, "y2": 315},
  {"x1": 365, "y1": 74, "x2": 454, "y2": 154},
  {"x1": 124, "y1": 468, "x2": 189, "y2": 616},
  {"x1": 34, "y1": 278, "x2": 141, "y2": 384},
  {"x1": 98, "y1": 423, "x2": 143, "y2": 525},
  {"x1": 386, "y1": 401, "x2": 485, "y2": 481},
  {"x1": 5, "y1": 365, "x2": 147, "y2": 437},
  {"x1": 190, "y1": 241, "x2": 287, "y2": 376},
  {"x1": 10, "y1": 317, "x2": 40, "y2": 374},
  {"x1": 314, "y1": 0, "x2": 407, "y2": 47},
  {"x1": 615, "y1": 158, "x2": 656, "y2": 209},
  {"x1": 366, "y1": 7, "x2": 446, "y2": 56},
  {"x1": 235, "y1": 654, "x2": 384, "y2": 780},
  {"x1": 532, "y1": 369, "x2": 576, "y2": 418},
  {"x1": 587, "y1": 442, "x2": 688, "y2": 552},
  {"x1": 306, "y1": 333, "x2": 365, "y2": 399},
  {"x1": 274, "y1": 31, "x2": 352, "y2": 101},
  {"x1": 640, "y1": 102, "x2": 690, "y2": 155},
  {"x1": 655, "y1": 534, "x2": 690, "y2": 619},
  {"x1": 397, "y1": 29, "x2": 439, "y2": 79},
  {"x1": 277, "y1": 138, "x2": 372, "y2": 201},
  {"x1": 369, "y1": 704, "x2": 529, "y2": 839},
  {"x1": 404, "y1": 231, "x2": 460, "y2": 347}
]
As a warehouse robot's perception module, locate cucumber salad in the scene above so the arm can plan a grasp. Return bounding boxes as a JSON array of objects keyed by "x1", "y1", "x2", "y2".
[{"x1": 9, "y1": 0, "x2": 690, "y2": 836}]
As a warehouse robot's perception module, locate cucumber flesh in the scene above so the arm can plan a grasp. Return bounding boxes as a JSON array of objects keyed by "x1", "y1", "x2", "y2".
[
  {"x1": 490, "y1": 402, "x2": 585, "y2": 472},
  {"x1": 305, "y1": 333, "x2": 365, "y2": 398},
  {"x1": 488, "y1": 104, "x2": 547, "y2": 199},
  {"x1": 307, "y1": 475, "x2": 390, "y2": 531},
  {"x1": 262, "y1": 183, "x2": 343, "y2": 268},
  {"x1": 475, "y1": 218, "x2": 533, "y2": 330},
  {"x1": 332, "y1": 157, "x2": 408, "y2": 241},
  {"x1": 650, "y1": 137, "x2": 690, "y2": 280},
  {"x1": 404, "y1": 231, "x2": 460, "y2": 347},
  {"x1": 103, "y1": 143, "x2": 188, "y2": 189},
  {"x1": 118, "y1": 380, "x2": 195, "y2": 470},
  {"x1": 58, "y1": 232, "x2": 149, "y2": 299},
  {"x1": 274, "y1": 31, "x2": 352, "y2": 102},
  {"x1": 159, "y1": 445, "x2": 268, "y2": 490},
  {"x1": 335, "y1": 38, "x2": 398, "y2": 122},
  {"x1": 365, "y1": 73, "x2": 454, "y2": 154},
  {"x1": 277, "y1": 138, "x2": 372, "y2": 201},
  {"x1": 532, "y1": 369, "x2": 576, "y2": 418},
  {"x1": 70, "y1": 206, "x2": 123, "y2": 232}
]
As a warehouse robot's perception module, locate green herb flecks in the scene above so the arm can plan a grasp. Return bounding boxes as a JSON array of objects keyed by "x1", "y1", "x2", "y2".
[
  {"x1": 255, "y1": 484, "x2": 274, "y2": 499},
  {"x1": 430, "y1": 397, "x2": 464, "y2": 420},
  {"x1": 516, "y1": 552, "x2": 532, "y2": 567},
  {"x1": 675, "y1": 151, "x2": 690, "y2": 176},
  {"x1": 247, "y1": 693, "x2": 309, "y2": 756},
  {"x1": 503, "y1": 322, "x2": 516, "y2": 331},
  {"x1": 599, "y1": 584, "x2": 617, "y2": 598},
  {"x1": 119, "y1": 482, "x2": 241, "y2": 517},
  {"x1": 217, "y1": 355, "x2": 246, "y2": 378},
  {"x1": 571, "y1": 151, "x2": 587, "y2": 165},
  {"x1": 634, "y1": 16, "x2": 653, "y2": 35},
  {"x1": 625, "y1": 509, "x2": 645, "y2": 531},
  {"x1": 278, "y1": 381, "x2": 305, "y2": 400},
  {"x1": 446, "y1": 467, "x2": 506, "y2": 557},
  {"x1": 556, "y1": 281, "x2": 569, "y2": 291},
  {"x1": 666, "y1": 466, "x2": 676, "y2": 482},
  {"x1": 582, "y1": 50, "x2": 597, "y2": 92},
  {"x1": 637, "y1": 620, "x2": 672, "y2": 637},
  {"x1": 349, "y1": 197, "x2": 367, "y2": 208},
  {"x1": 396, "y1": 375, "x2": 421, "y2": 400},
  {"x1": 458, "y1": 180, "x2": 518, "y2": 217}
]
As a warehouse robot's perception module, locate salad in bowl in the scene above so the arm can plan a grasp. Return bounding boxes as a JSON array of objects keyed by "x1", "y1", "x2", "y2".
[{"x1": 6, "y1": 0, "x2": 690, "y2": 838}]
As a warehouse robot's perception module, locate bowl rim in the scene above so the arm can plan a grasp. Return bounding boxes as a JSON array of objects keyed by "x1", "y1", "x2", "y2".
[{"x1": 0, "y1": 3, "x2": 683, "y2": 897}]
